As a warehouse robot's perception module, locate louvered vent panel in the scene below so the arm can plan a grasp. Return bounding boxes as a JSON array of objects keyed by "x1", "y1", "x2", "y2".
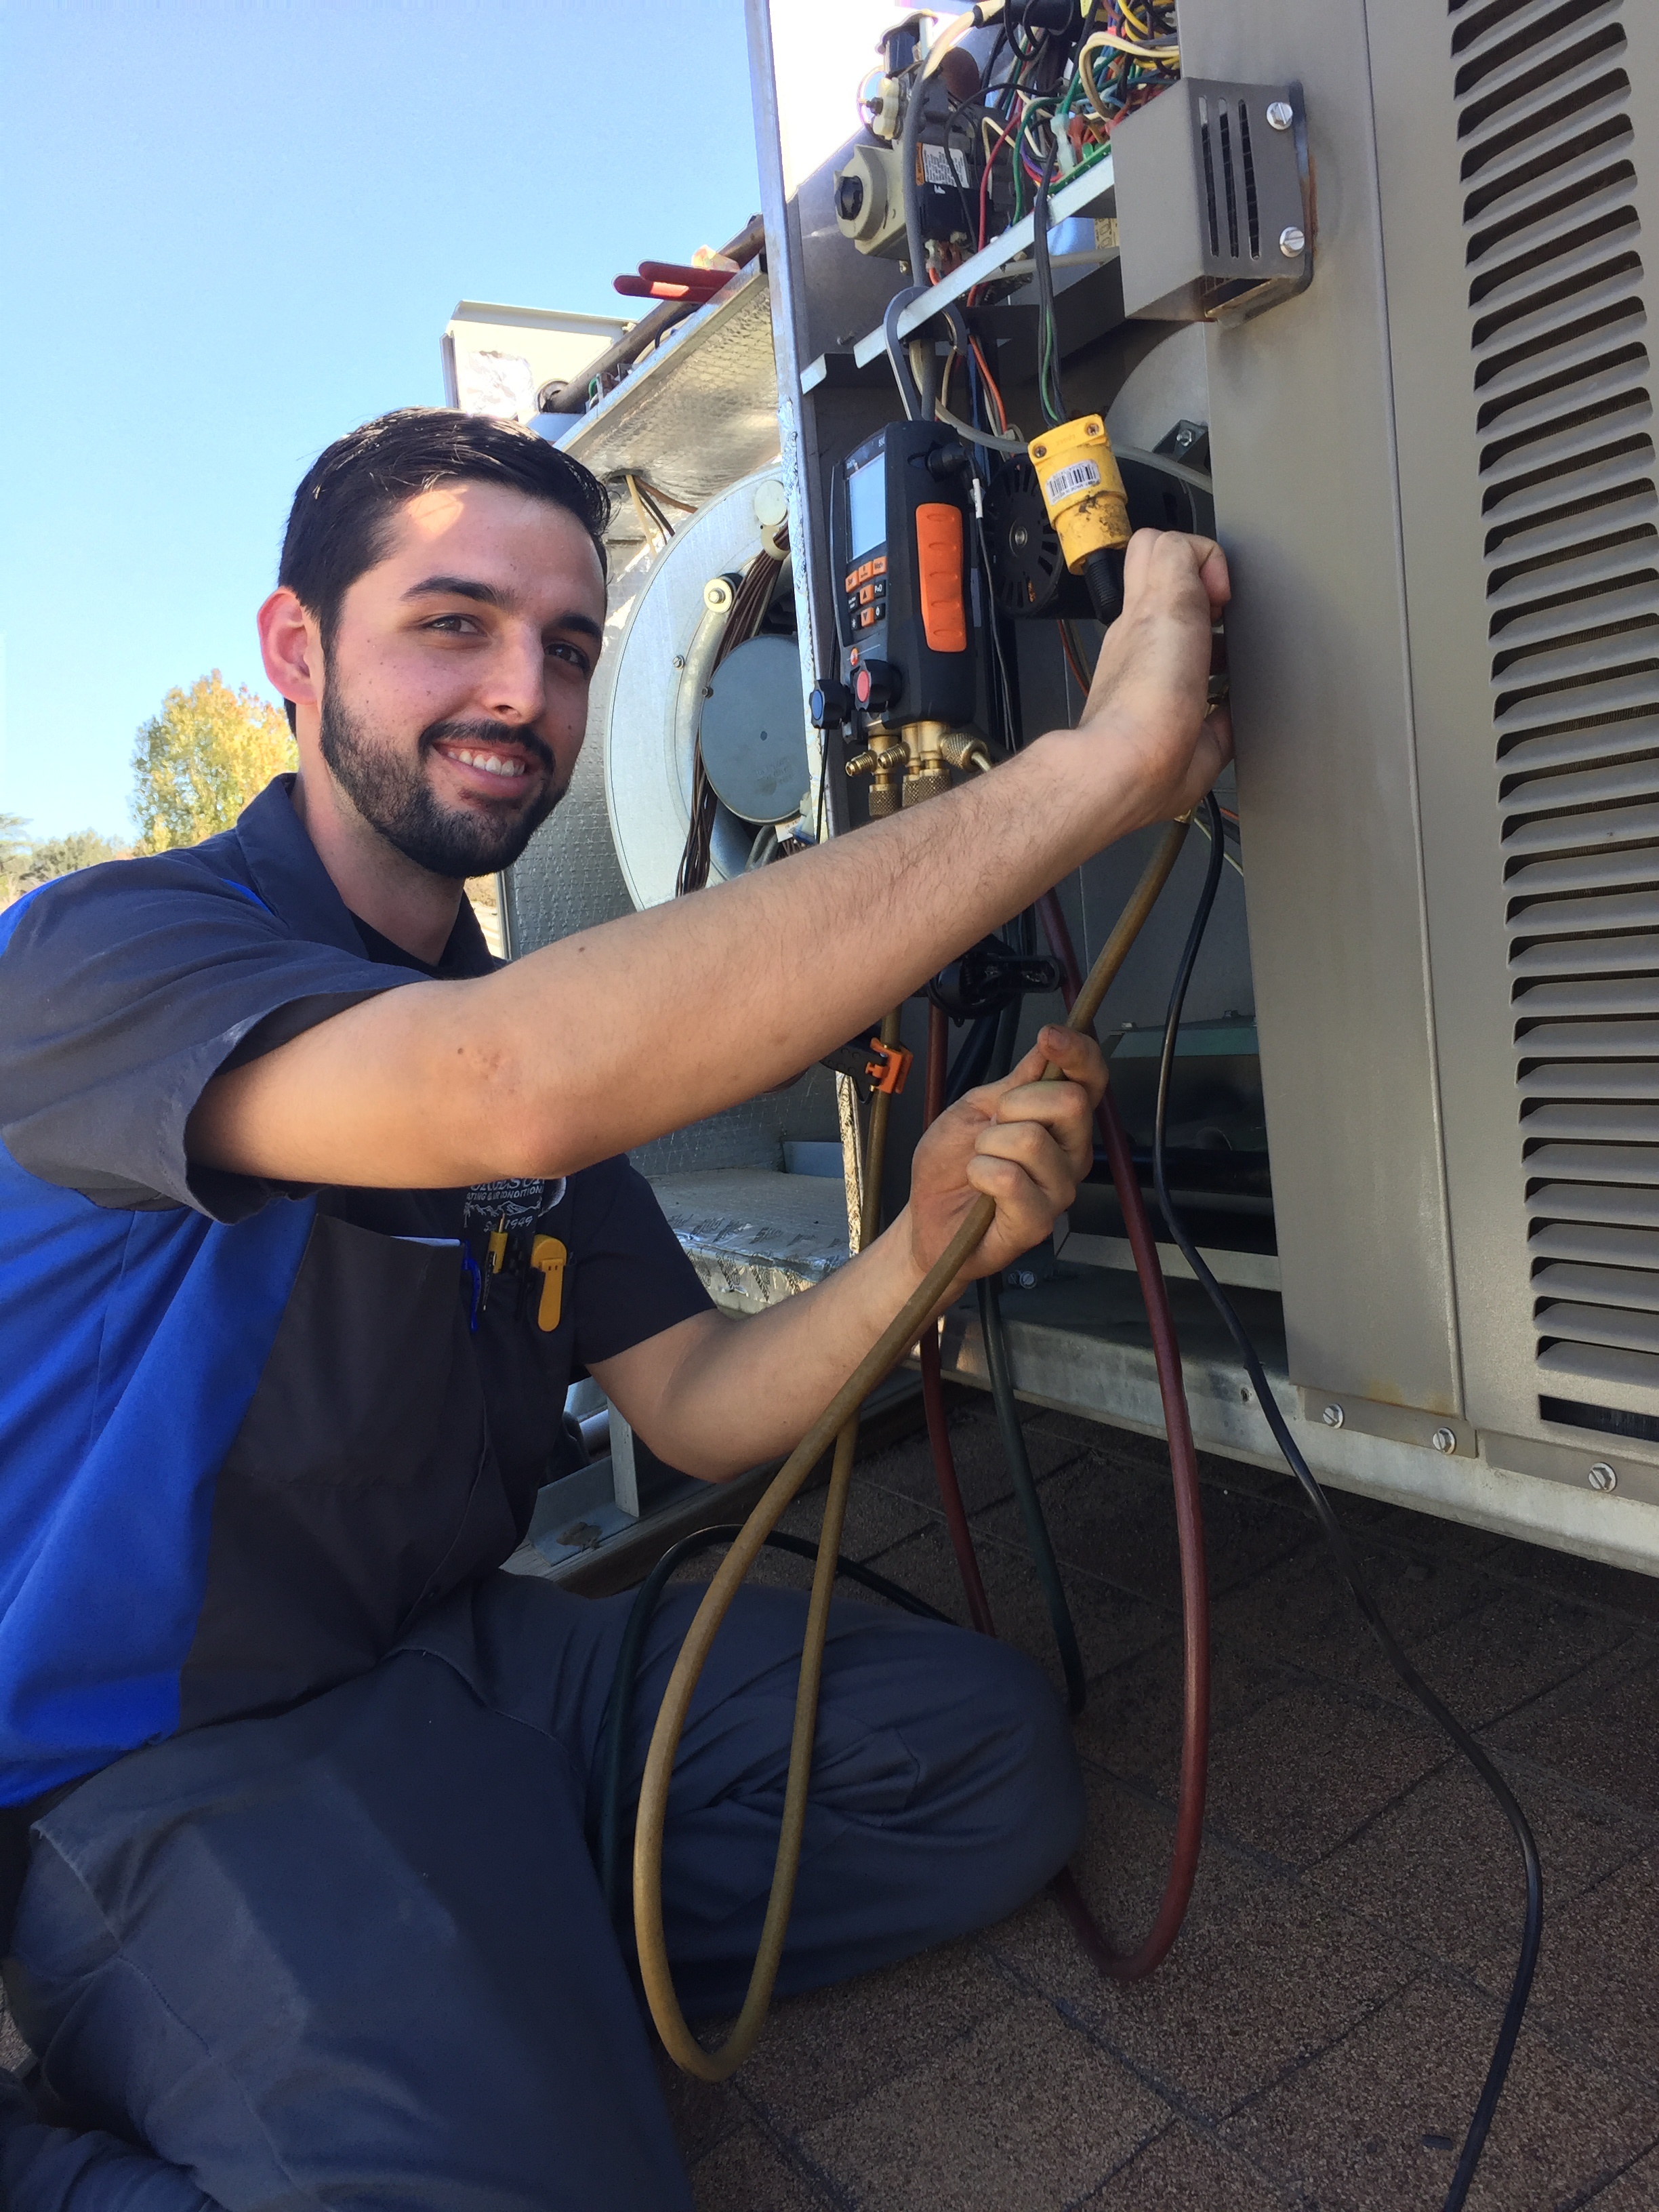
[{"x1": 1448, "y1": 0, "x2": 1659, "y2": 1416}]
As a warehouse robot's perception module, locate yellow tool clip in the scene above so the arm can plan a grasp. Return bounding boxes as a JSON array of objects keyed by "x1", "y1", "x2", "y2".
[{"x1": 529, "y1": 1235, "x2": 567, "y2": 1332}]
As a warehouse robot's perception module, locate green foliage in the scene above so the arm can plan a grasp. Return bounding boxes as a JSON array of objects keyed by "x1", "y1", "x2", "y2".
[
  {"x1": 130, "y1": 671, "x2": 295, "y2": 853},
  {"x1": 0, "y1": 813, "x2": 127, "y2": 906}
]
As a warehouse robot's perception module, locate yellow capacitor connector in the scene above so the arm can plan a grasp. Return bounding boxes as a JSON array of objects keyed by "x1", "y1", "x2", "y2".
[{"x1": 1028, "y1": 415, "x2": 1130, "y2": 574}]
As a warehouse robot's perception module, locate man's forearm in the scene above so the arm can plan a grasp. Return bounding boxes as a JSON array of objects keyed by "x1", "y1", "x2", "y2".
[
  {"x1": 193, "y1": 726, "x2": 1139, "y2": 1189},
  {"x1": 592, "y1": 1220, "x2": 935, "y2": 1483}
]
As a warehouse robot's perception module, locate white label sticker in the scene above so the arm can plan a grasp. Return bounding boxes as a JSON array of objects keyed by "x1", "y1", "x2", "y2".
[
  {"x1": 1044, "y1": 459, "x2": 1102, "y2": 504},
  {"x1": 920, "y1": 142, "x2": 972, "y2": 188}
]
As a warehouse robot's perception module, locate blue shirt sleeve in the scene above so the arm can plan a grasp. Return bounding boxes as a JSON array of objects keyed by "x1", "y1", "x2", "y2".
[
  {"x1": 0, "y1": 856, "x2": 411, "y2": 1221},
  {"x1": 569, "y1": 1158, "x2": 714, "y2": 1366}
]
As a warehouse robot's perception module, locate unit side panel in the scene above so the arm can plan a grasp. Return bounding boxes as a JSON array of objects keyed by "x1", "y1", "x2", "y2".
[
  {"x1": 1182, "y1": 0, "x2": 1462, "y2": 1414},
  {"x1": 1372, "y1": 0, "x2": 1659, "y2": 1456}
]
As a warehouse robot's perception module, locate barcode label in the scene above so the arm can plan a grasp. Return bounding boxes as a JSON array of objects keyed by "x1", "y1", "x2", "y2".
[
  {"x1": 920, "y1": 142, "x2": 972, "y2": 188},
  {"x1": 1044, "y1": 459, "x2": 1101, "y2": 504}
]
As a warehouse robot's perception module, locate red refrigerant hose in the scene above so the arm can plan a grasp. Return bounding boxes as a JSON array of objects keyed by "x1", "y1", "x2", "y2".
[
  {"x1": 1030, "y1": 887, "x2": 1211, "y2": 1979},
  {"x1": 919, "y1": 1003, "x2": 1000, "y2": 1636}
]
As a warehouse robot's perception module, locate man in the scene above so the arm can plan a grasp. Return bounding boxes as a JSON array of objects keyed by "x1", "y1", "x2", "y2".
[{"x1": 0, "y1": 409, "x2": 1229, "y2": 2209}]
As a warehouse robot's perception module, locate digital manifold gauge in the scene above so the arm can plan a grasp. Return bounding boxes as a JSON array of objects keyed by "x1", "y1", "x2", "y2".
[{"x1": 830, "y1": 422, "x2": 976, "y2": 729}]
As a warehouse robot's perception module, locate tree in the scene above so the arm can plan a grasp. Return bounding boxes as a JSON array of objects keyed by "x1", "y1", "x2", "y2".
[
  {"x1": 131, "y1": 672, "x2": 295, "y2": 853},
  {"x1": 1, "y1": 815, "x2": 126, "y2": 907}
]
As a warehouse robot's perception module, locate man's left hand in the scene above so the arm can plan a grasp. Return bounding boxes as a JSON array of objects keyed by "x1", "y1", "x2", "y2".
[{"x1": 904, "y1": 1026, "x2": 1107, "y2": 1292}]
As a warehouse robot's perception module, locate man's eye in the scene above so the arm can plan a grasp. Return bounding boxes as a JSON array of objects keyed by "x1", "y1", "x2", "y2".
[
  {"x1": 424, "y1": 614, "x2": 479, "y2": 634},
  {"x1": 548, "y1": 640, "x2": 592, "y2": 674}
]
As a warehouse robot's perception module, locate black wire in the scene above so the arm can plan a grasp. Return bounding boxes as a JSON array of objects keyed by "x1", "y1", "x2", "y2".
[
  {"x1": 1031, "y1": 128, "x2": 1065, "y2": 427},
  {"x1": 1153, "y1": 796, "x2": 1542, "y2": 2212},
  {"x1": 594, "y1": 1523, "x2": 950, "y2": 1921}
]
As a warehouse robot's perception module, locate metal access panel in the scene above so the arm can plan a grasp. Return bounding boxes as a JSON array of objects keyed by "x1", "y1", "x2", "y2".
[{"x1": 1187, "y1": 0, "x2": 1659, "y2": 1517}]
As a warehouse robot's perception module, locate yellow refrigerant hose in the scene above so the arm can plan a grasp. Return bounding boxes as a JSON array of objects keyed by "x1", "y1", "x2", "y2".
[{"x1": 633, "y1": 819, "x2": 1193, "y2": 2080}]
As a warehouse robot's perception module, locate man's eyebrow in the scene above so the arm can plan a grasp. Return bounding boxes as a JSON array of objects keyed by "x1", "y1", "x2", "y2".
[
  {"x1": 403, "y1": 574, "x2": 515, "y2": 610},
  {"x1": 402, "y1": 574, "x2": 602, "y2": 644}
]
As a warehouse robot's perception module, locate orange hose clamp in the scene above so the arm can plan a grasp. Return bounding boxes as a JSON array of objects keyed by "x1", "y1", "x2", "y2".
[{"x1": 865, "y1": 1036, "x2": 914, "y2": 1096}]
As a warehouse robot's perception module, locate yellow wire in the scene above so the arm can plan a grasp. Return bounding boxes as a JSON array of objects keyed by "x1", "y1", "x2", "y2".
[{"x1": 1084, "y1": 28, "x2": 1179, "y2": 60}]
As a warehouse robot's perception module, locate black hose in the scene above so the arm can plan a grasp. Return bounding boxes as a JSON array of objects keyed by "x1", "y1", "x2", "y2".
[
  {"x1": 595, "y1": 1523, "x2": 950, "y2": 1921},
  {"x1": 978, "y1": 1274, "x2": 1087, "y2": 1714},
  {"x1": 945, "y1": 1010, "x2": 1002, "y2": 1103},
  {"x1": 972, "y1": 955, "x2": 1090, "y2": 1713},
  {"x1": 1153, "y1": 796, "x2": 1542, "y2": 2212},
  {"x1": 882, "y1": 288, "x2": 930, "y2": 423}
]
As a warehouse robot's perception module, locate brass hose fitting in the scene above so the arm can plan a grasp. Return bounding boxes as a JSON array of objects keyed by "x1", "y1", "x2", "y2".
[
  {"x1": 901, "y1": 718, "x2": 951, "y2": 809},
  {"x1": 844, "y1": 743, "x2": 905, "y2": 818},
  {"x1": 939, "y1": 730, "x2": 995, "y2": 775}
]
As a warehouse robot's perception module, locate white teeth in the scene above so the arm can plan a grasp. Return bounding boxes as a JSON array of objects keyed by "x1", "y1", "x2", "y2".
[{"x1": 450, "y1": 748, "x2": 526, "y2": 778}]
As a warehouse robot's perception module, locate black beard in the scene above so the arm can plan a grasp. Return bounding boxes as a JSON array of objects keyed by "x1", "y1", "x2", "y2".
[{"x1": 319, "y1": 693, "x2": 562, "y2": 879}]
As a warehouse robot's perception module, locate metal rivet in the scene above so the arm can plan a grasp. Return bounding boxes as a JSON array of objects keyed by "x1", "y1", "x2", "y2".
[
  {"x1": 1589, "y1": 1462, "x2": 1618, "y2": 1494},
  {"x1": 1265, "y1": 100, "x2": 1294, "y2": 131},
  {"x1": 1322, "y1": 1404, "x2": 1344, "y2": 1429},
  {"x1": 1279, "y1": 224, "x2": 1306, "y2": 258},
  {"x1": 1432, "y1": 1428, "x2": 1457, "y2": 1455}
]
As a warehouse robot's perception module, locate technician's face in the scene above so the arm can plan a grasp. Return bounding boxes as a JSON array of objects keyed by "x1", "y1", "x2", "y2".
[{"x1": 319, "y1": 480, "x2": 607, "y2": 880}]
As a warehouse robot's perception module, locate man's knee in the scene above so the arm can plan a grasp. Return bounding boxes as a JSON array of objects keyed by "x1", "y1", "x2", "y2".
[{"x1": 929, "y1": 1628, "x2": 1085, "y2": 1906}]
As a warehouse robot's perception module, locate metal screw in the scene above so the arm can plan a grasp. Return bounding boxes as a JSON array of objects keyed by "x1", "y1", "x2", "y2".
[
  {"x1": 671, "y1": 654, "x2": 686, "y2": 669},
  {"x1": 1432, "y1": 1428, "x2": 1457, "y2": 1455},
  {"x1": 1265, "y1": 100, "x2": 1294, "y2": 131},
  {"x1": 1013, "y1": 1268, "x2": 1038, "y2": 1290},
  {"x1": 1589, "y1": 1462, "x2": 1618, "y2": 1494},
  {"x1": 1279, "y1": 224, "x2": 1306, "y2": 258},
  {"x1": 1322, "y1": 1404, "x2": 1344, "y2": 1429}
]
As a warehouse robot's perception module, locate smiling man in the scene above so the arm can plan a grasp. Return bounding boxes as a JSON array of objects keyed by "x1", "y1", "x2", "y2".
[{"x1": 0, "y1": 409, "x2": 1229, "y2": 2211}]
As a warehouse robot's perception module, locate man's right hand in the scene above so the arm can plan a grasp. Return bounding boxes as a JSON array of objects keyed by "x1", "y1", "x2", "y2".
[{"x1": 1067, "y1": 528, "x2": 1232, "y2": 829}]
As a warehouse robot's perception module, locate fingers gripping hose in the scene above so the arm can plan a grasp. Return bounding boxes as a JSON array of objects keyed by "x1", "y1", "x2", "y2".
[{"x1": 633, "y1": 827, "x2": 1192, "y2": 2078}]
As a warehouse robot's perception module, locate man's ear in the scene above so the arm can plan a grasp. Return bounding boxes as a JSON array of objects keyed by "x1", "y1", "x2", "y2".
[{"x1": 258, "y1": 588, "x2": 322, "y2": 724}]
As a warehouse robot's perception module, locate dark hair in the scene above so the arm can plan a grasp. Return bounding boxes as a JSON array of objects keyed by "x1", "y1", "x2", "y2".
[{"x1": 276, "y1": 407, "x2": 611, "y2": 730}]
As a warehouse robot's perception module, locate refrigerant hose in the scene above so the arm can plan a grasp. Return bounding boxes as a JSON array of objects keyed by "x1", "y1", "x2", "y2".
[
  {"x1": 918, "y1": 1006, "x2": 1000, "y2": 1637},
  {"x1": 1032, "y1": 883, "x2": 1212, "y2": 1981},
  {"x1": 632, "y1": 823, "x2": 1191, "y2": 2080}
]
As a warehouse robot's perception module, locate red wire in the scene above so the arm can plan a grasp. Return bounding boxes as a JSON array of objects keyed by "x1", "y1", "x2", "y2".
[{"x1": 969, "y1": 337, "x2": 1008, "y2": 434}]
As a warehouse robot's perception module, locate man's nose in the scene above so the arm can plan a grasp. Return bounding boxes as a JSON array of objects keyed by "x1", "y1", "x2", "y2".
[{"x1": 478, "y1": 628, "x2": 548, "y2": 726}]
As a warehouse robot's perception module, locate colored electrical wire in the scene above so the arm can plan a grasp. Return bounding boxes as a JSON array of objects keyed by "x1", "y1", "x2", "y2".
[
  {"x1": 1153, "y1": 797, "x2": 1542, "y2": 2212},
  {"x1": 1058, "y1": 621, "x2": 1093, "y2": 695}
]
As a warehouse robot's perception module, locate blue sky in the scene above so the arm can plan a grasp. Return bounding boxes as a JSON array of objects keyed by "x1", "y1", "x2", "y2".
[{"x1": 0, "y1": 1, "x2": 764, "y2": 840}]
